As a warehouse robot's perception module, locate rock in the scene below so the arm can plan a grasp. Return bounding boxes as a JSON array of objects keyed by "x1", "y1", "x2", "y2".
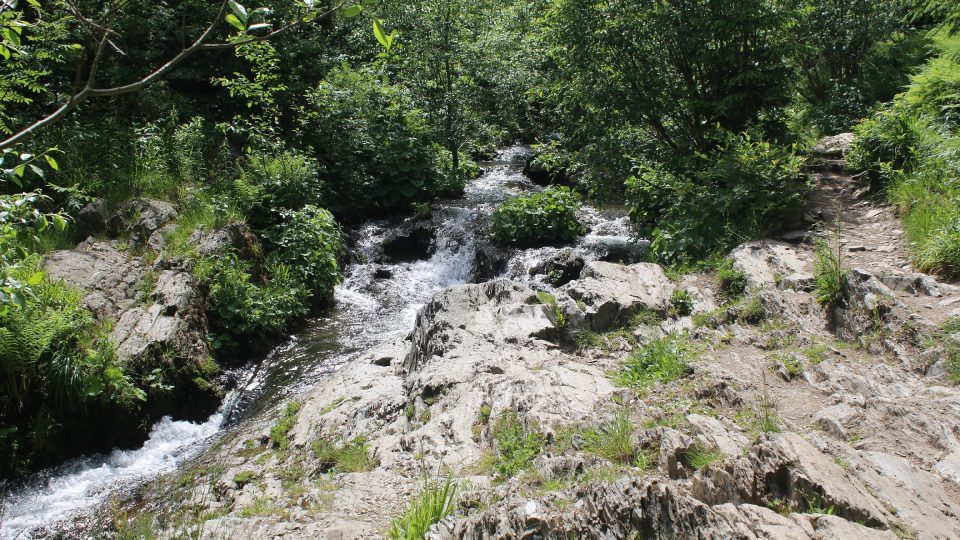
[
  {"x1": 195, "y1": 222, "x2": 263, "y2": 262},
  {"x1": 75, "y1": 199, "x2": 109, "y2": 238},
  {"x1": 935, "y1": 452, "x2": 960, "y2": 487},
  {"x1": 43, "y1": 241, "x2": 146, "y2": 321},
  {"x1": 108, "y1": 199, "x2": 178, "y2": 244},
  {"x1": 879, "y1": 272, "x2": 941, "y2": 297},
  {"x1": 729, "y1": 240, "x2": 811, "y2": 291},
  {"x1": 580, "y1": 236, "x2": 648, "y2": 264},
  {"x1": 381, "y1": 220, "x2": 435, "y2": 262},
  {"x1": 562, "y1": 261, "x2": 674, "y2": 331},
  {"x1": 813, "y1": 403, "x2": 861, "y2": 440},
  {"x1": 812, "y1": 133, "x2": 855, "y2": 158},
  {"x1": 527, "y1": 248, "x2": 584, "y2": 286},
  {"x1": 687, "y1": 414, "x2": 747, "y2": 457},
  {"x1": 147, "y1": 224, "x2": 176, "y2": 253}
]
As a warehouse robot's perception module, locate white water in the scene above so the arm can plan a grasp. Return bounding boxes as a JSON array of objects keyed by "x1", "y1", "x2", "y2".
[
  {"x1": 0, "y1": 145, "x2": 642, "y2": 537},
  {"x1": 0, "y1": 401, "x2": 229, "y2": 539}
]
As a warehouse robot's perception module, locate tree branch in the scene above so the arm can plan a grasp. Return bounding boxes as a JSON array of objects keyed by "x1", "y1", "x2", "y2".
[{"x1": 1, "y1": 0, "x2": 349, "y2": 149}]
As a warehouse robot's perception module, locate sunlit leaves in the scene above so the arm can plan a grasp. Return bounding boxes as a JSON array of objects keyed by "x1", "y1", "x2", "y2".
[
  {"x1": 374, "y1": 19, "x2": 398, "y2": 52},
  {"x1": 225, "y1": 1, "x2": 273, "y2": 34}
]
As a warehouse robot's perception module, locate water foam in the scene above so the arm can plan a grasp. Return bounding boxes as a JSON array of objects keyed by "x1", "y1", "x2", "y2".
[{"x1": 1, "y1": 403, "x2": 228, "y2": 539}]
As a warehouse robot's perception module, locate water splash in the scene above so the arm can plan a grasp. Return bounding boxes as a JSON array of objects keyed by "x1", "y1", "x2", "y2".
[{"x1": 0, "y1": 400, "x2": 230, "y2": 539}]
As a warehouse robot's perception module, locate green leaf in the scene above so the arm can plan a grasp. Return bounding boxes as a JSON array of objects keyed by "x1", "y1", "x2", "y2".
[
  {"x1": 225, "y1": 13, "x2": 246, "y2": 31},
  {"x1": 53, "y1": 214, "x2": 68, "y2": 231},
  {"x1": 302, "y1": 11, "x2": 317, "y2": 23},
  {"x1": 228, "y1": 0, "x2": 248, "y2": 21},
  {"x1": 343, "y1": 4, "x2": 362, "y2": 17},
  {"x1": 44, "y1": 154, "x2": 58, "y2": 170},
  {"x1": 14, "y1": 164, "x2": 25, "y2": 177},
  {"x1": 10, "y1": 290, "x2": 25, "y2": 308},
  {"x1": 27, "y1": 271, "x2": 43, "y2": 286},
  {"x1": 29, "y1": 164, "x2": 44, "y2": 179},
  {"x1": 246, "y1": 22, "x2": 271, "y2": 31},
  {"x1": 373, "y1": 19, "x2": 389, "y2": 49}
]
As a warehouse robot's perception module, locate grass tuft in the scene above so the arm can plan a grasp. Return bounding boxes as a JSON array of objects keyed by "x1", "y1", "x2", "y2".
[
  {"x1": 388, "y1": 475, "x2": 458, "y2": 540},
  {"x1": 616, "y1": 334, "x2": 694, "y2": 388}
]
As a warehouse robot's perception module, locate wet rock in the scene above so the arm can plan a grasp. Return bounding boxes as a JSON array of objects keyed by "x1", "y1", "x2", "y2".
[
  {"x1": 730, "y1": 240, "x2": 811, "y2": 291},
  {"x1": 812, "y1": 133, "x2": 855, "y2": 158},
  {"x1": 381, "y1": 220, "x2": 435, "y2": 262},
  {"x1": 528, "y1": 248, "x2": 584, "y2": 286},
  {"x1": 580, "y1": 235, "x2": 648, "y2": 264},
  {"x1": 108, "y1": 199, "x2": 178, "y2": 244},
  {"x1": 562, "y1": 261, "x2": 674, "y2": 331}
]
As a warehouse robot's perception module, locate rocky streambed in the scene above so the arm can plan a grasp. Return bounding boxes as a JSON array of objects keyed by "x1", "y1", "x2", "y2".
[{"x1": 4, "y1": 143, "x2": 960, "y2": 539}]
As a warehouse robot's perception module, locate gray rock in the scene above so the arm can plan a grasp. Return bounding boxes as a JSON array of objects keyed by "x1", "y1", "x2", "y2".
[
  {"x1": 75, "y1": 199, "x2": 109, "y2": 238},
  {"x1": 43, "y1": 241, "x2": 146, "y2": 320},
  {"x1": 880, "y1": 272, "x2": 941, "y2": 297},
  {"x1": 562, "y1": 261, "x2": 673, "y2": 331},
  {"x1": 730, "y1": 240, "x2": 811, "y2": 291},
  {"x1": 108, "y1": 199, "x2": 178, "y2": 244},
  {"x1": 812, "y1": 133, "x2": 855, "y2": 158}
]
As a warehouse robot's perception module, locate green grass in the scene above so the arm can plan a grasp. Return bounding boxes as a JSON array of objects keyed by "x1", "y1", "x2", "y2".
[
  {"x1": 716, "y1": 258, "x2": 746, "y2": 301},
  {"x1": 615, "y1": 334, "x2": 694, "y2": 388},
  {"x1": 813, "y1": 235, "x2": 847, "y2": 309},
  {"x1": 311, "y1": 435, "x2": 379, "y2": 473},
  {"x1": 582, "y1": 409, "x2": 638, "y2": 465},
  {"x1": 685, "y1": 443, "x2": 724, "y2": 470},
  {"x1": 269, "y1": 401, "x2": 301, "y2": 452},
  {"x1": 388, "y1": 475, "x2": 458, "y2": 540},
  {"x1": 232, "y1": 470, "x2": 258, "y2": 487},
  {"x1": 491, "y1": 410, "x2": 543, "y2": 479},
  {"x1": 668, "y1": 289, "x2": 694, "y2": 317},
  {"x1": 803, "y1": 343, "x2": 829, "y2": 364}
]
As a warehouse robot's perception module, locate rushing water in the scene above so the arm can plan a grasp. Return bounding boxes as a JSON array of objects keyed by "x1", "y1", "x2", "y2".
[{"x1": 0, "y1": 145, "x2": 641, "y2": 538}]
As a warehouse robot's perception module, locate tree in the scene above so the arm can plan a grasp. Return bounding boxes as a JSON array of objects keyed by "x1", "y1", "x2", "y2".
[
  {"x1": 0, "y1": 0, "x2": 362, "y2": 150},
  {"x1": 546, "y1": 0, "x2": 795, "y2": 156}
]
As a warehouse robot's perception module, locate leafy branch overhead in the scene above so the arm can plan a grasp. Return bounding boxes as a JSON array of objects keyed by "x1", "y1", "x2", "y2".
[{"x1": 0, "y1": 0, "x2": 364, "y2": 150}]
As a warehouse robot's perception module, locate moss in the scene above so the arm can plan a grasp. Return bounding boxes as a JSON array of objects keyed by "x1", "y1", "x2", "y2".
[{"x1": 269, "y1": 401, "x2": 301, "y2": 452}]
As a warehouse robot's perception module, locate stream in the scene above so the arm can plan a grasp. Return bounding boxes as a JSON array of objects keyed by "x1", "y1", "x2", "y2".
[{"x1": 0, "y1": 145, "x2": 641, "y2": 538}]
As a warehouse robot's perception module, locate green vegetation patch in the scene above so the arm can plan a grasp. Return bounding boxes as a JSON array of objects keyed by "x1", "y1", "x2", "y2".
[
  {"x1": 616, "y1": 334, "x2": 695, "y2": 388},
  {"x1": 491, "y1": 410, "x2": 543, "y2": 479},
  {"x1": 311, "y1": 435, "x2": 379, "y2": 473},
  {"x1": 269, "y1": 401, "x2": 301, "y2": 452},
  {"x1": 491, "y1": 187, "x2": 585, "y2": 247}
]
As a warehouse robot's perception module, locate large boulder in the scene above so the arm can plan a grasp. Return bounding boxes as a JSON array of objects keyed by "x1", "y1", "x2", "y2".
[
  {"x1": 108, "y1": 199, "x2": 178, "y2": 244},
  {"x1": 812, "y1": 133, "x2": 855, "y2": 158},
  {"x1": 43, "y1": 240, "x2": 146, "y2": 320},
  {"x1": 562, "y1": 261, "x2": 674, "y2": 331},
  {"x1": 730, "y1": 240, "x2": 812, "y2": 291}
]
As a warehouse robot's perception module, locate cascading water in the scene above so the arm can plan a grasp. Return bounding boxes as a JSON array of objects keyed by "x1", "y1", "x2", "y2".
[{"x1": 0, "y1": 145, "x2": 641, "y2": 538}]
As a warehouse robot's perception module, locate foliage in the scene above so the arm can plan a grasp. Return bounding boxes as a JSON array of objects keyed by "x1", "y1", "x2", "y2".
[
  {"x1": 715, "y1": 258, "x2": 747, "y2": 301},
  {"x1": 491, "y1": 410, "x2": 543, "y2": 479},
  {"x1": 194, "y1": 255, "x2": 309, "y2": 354},
  {"x1": 668, "y1": 289, "x2": 694, "y2": 318},
  {"x1": 388, "y1": 475, "x2": 458, "y2": 540},
  {"x1": 311, "y1": 435, "x2": 379, "y2": 473},
  {"x1": 616, "y1": 334, "x2": 694, "y2": 388},
  {"x1": 685, "y1": 443, "x2": 724, "y2": 471},
  {"x1": 295, "y1": 66, "x2": 453, "y2": 220},
  {"x1": 266, "y1": 205, "x2": 344, "y2": 303},
  {"x1": 269, "y1": 401, "x2": 301, "y2": 452},
  {"x1": 581, "y1": 409, "x2": 639, "y2": 466},
  {"x1": 0, "y1": 257, "x2": 144, "y2": 477},
  {"x1": 491, "y1": 186, "x2": 585, "y2": 247},
  {"x1": 627, "y1": 132, "x2": 806, "y2": 264},
  {"x1": 813, "y1": 235, "x2": 848, "y2": 309},
  {"x1": 546, "y1": 0, "x2": 794, "y2": 157}
]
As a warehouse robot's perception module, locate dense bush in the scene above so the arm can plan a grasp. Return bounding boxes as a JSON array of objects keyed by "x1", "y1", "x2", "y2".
[
  {"x1": 849, "y1": 34, "x2": 960, "y2": 276},
  {"x1": 627, "y1": 131, "x2": 806, "y2": 263},
  {"x1": 194, "y1": 255, "x2": 310, "y2": 355},
  {"x1": 295, "y1": 66, "x2": 457, "y2": 221},
  {"x1": 490, "y1": 186, "x2": 585, "y2": 247},
  {"x1": 234, "y1": 151, "x2": 324, "y2": 230},
  {"x1": 267, "y1": 205, "x2": 344, "y2": 303}
]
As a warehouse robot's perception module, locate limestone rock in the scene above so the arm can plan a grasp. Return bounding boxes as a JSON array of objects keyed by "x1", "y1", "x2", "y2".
[
  {"x1": 730, "y1": 240, "x2": 812, "y2": 291},
  {"x1": 562, "y1": 261, "x2": 674, "y2": 331},
  {"x1": 108, "y1": 198, "x2": 178, "y2": 244},
  {"x1": 43, "y1": 241, "x2": 146, "y2": 320},
  {"x1": 812, "y1": 133, "x2": 855, "y2": 158}
]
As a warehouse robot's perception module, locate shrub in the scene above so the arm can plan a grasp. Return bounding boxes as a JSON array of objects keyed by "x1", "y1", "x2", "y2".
[
  {"x1": 194, "y1": 255, "x2": 309, "y2": 354},
  {"x1": 491, "y1": 186, "x2": 585, "y2": 247},
  {"x1": 668, "y1": 289, "x2": 694, "y2": 318},
  {"x1": 267, "y1": 205, "x2": 344, "y2": 304},
  {"x1": 296, "y1": 66, "x2": 451, "y2": 221},
  {"x1": 491, "y1": 410, "x2": 543, "y2": 478},
  {"x1": 848, "y1": 105, "x2": 936, "y2": 189},
  {"x1": 813, "y1": 236, "x2": 847, "y2": 309},
  {"x1": 715, "y1": 258, "x2": 747, "y2": 301},
  {"x1": 616, "y1": 334, "x2": 694, "y2": 388},
  {"x1": 236, "y1": 151, "x2": 324, "y2": 230},
  {"x1": 388, "y1": 475, "x2": 458, "y2": 540},
  {"x1": 628, "y1": 131, "x2": 806, "y2": 264},
  {"x1": 0, "y1": 257, "x2": 144, "y2": 478}
]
